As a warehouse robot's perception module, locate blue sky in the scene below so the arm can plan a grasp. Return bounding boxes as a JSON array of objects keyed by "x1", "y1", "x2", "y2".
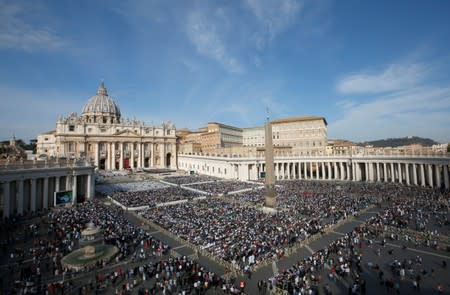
[{"x1": 1, "y1": 0, "x2": 450, "y2": 143}]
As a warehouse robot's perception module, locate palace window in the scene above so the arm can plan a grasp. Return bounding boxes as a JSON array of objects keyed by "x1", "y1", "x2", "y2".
[{"x1": 69, "y1": 125, "x2": 75, "y2": 132}]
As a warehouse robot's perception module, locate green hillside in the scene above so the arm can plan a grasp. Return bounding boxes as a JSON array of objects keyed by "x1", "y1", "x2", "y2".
[{"x1": 361, "y1": 136, "x2": 439, "y2": 148}]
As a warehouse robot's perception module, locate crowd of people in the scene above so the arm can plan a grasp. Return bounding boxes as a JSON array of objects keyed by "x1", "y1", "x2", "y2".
[
  {"x1": 163, "y1": 175, "x2": 221, "y2": 185},
  {"x1": 110, "y1": 186, "x2": 202, "y2": 208},
  {"x1": 184, "y1": 180, "x2": 263, "y2": 195},
  {"x1": 140, "y1": 187, "x2": 378, "y2": 272},
  {"x1": 96, "y1": 181, "x2": 168, "y2": 195}
]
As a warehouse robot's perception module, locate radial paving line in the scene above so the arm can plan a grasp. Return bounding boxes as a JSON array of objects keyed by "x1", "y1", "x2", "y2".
[
  {"x1": 272, "y1": 261, "x2": 279, "y2": 276},
  {"x1": 305, "y1": 244, "x2": 315, "y2": 254}
]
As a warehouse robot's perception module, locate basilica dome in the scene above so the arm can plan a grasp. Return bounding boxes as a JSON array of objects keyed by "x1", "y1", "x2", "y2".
[{"x1": 82, "y1": 82, "x2": 121, "y2": 123}]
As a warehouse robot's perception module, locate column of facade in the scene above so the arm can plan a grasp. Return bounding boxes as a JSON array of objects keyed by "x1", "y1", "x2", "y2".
[
  {"x1": 105, "y1": 143, "x2": 110, "y2": 170},
  {"x1": 351, "y1": 162, "x2": 356, "y2": 181},
  {"x1": 435, "y1": 165, "x2": 441, "y2": 188},
  {"x1": 150, "y1": 143, "x2": 155, "y2": 167},
  {"x1": 72, "y1": 175, "x2": 77, "y2": 205},
  {"x1": 43, "y1": 177, "x2": 49, "y2": 209},
  {"x1": 87, "y1": 174, "x2": 94, "y2": 200},
  {"x1": 30, "y1": 179, "x2": 37, "y2": 212},
  {"x1": 130, "y1": 143, "x2": 135, "y2": 169},
  {"x1": 420, "y1": 164, "x2": 426, "y2": 187},
  {"x1": 2, "y1": 182, "x2": 10, "y2": 218},
  {"x1": 94, "y1": 142, "x2": 99, "y2": 169},
  {"x1": 308, "y1": 162, "x2": 312, "y2": 180},
  {"x1": 17, "y1": 179, "x2": 24, "y2": 215},
  {"x1": 119, "y1": 142, "x2": 124, "y2": 170},
  {"x1": 346, "y1": 163, "x2": 350, "y2": 181},
  {"x1": 443, "y1": 165, "x2": 449, "y2": 189},
  {"x1": 428, "y1": 164, "x2": 434, "y2": 187},
  {"x1": 110, "y1": 143, "x2": 115, "y2": 170},
  {"x1": 137, "y1": 143, "x2": 142, "y2": 169}
]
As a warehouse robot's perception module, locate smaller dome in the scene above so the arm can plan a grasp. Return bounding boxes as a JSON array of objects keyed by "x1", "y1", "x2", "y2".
[{"x1": 82, "y1": 82, "x2": 121, "y2": 119}]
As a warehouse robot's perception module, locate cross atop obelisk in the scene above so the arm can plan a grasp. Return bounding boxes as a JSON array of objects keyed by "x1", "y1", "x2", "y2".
[{"x1": 264, "y1": 108, "x2": 276, "y2": 208}]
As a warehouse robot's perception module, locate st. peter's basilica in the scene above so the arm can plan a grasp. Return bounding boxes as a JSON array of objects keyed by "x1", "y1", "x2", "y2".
[{"x1": 37, "y1": 82, "x2": 177, "y2": 170}]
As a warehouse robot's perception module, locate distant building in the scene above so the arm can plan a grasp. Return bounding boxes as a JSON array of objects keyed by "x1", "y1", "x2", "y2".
[
  {"x1": 36, "y1": 82, "x2": 177, "y2": 170},
  {"x1": 178, "y1": 115, "x2": 328, "y2": 156}
]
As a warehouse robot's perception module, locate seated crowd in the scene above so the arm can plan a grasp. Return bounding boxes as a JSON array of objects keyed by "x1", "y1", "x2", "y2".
[
  {"x1": 184, "y1": 180, "x2": 263, "y2": 195},
  {"x1": 110, "y1": 186, "x2": 202, "y2": 208}
]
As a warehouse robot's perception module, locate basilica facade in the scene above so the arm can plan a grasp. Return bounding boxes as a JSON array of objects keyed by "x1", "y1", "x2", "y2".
[{"x1": 37, "y1": 82, "x2": 177, "y2": 170}]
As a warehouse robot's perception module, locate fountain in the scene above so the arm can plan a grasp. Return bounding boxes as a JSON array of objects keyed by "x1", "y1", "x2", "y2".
[{"x1": 61, "y1": 222, "x2": 119, "y2": 271}]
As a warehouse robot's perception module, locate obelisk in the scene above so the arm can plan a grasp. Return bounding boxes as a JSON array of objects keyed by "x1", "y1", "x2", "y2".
[{"x1": 264, "y1": 114, "x2": 276, "y2": 208}]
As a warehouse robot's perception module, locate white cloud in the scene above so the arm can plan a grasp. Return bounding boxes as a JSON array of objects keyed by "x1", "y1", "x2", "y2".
[
  {"x1": 186, "y1": 9, "x2": 244, "y2": 73},
  {"x1": 329, "y1": 87, "x2": 450, "y2": 142},
  {"x1": 245, "y1": 0, "x2": 302, "y2": 47},
  {"x1": 337, "y1": 63, "x2": 427, "y2": 94},
  {"x1": 0, "y1": 1, "x2": 65, "y2": 51}
]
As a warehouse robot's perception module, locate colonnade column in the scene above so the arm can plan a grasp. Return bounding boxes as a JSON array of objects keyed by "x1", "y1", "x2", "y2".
[
  {"x1": 288, "y1": 162, "x2": 292, "y2": 179},
  {"x1": 119, "y1": 142, "x2": 124, "y2": 170},
  {"x1": 365, "y1": 163, "x2": 369, "y2": 182},
  {"x1": 72, "y1": 175, "x2": 77, "y2": 205},
  {"x1": 390, "y1": 163, "x2": 395, "y2": 183},
  {"x1": 17, "y1": 179, "x2": 24, "y2": 215},
  {"x1": 435, "y1": 165, "x2": 441, "y2": 188},
  {"x1": 30, "y1": 179, "x2": 36, "y2": 212},
  {"x1": 43, "y1": 177, "x2": 49, "y2": 209},
  {"x1": 428, "y1": 164, "x2": 434, "y2": 187},
  {"x1": 405, "y1": 164, "x2": 410, "y2": 185},
  {"x1": 376, "y1": 163, "x2": 381, "y2": 182},
  {"x1": 321, "y1": 162, "x2": 325, "y2": 180},
  {"x1": 444, "y1": 165, "x2": 449, "y2": 189},
  {"x1": 398, "y1": 163, "x2": 402, "y2": 184},
  {"x1": 334, "y1": 163, "x2": 338, "y2": 180},
  {"x1": 327, "y1": 162, "x2": 331, "y2": 180},
  {"x1": 309, "y1": 162, "x2": 313, "y2": 180},
  {"x1": 420, "y1": 164, "x2": 426, "y2": 187},
  {"x1": 412, "y1": 164, "x2": 418, "y2": 185},
  {"x1": 383, "y1": 163, "x2": 387, "y2": 182},
  {"x1": 2, "y1": 182, "x2": 10, "y2": 218},
  {"x1": 303, "y1": 162, "x2": 307, "y2": 179}
]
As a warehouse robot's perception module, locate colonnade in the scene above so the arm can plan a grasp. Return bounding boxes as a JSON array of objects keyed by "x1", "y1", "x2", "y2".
[
  {"x1": 1, "y1": 161, "x2": 95, "y2": 219},
  {"x1": 178, "y1": 154, "x2": 450, "y2": 189},
  {"x1": 254, "y1": 160, "x2": 449, "y2": 189}
]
